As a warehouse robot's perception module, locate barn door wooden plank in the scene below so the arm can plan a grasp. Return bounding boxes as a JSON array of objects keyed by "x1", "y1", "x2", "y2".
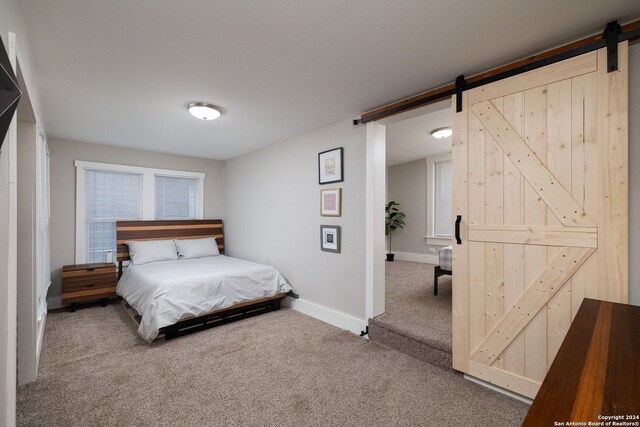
[
  {"x1": 486, "y1": 97, "x2": 505, "y2": 369},
  {"x1": 502, "y1": 92, "x2": 525, "y2": 376},
  {"x1": 546, "y1": 79, "x2": 574, "y2": 367},
  {"x1": 471, "y1": 247, "x2": 594, "y2": 366},
  {"x1": 470, "y1": 101, "x2": 595, "y2": 228},
  {"x1": 468, "y1": 107, "x2": 487, "y2": 356},
  {"x1": 571, "y1": 71, "x2": 599, "y2": 317},
  {"x1": 597, "y1": 43, "x2": 628, "y2": 304},
  {"x1": 468, "y1": 52, "x2": 597, "y2": 104},
  {"x1": 451, "y1": 92, "x2": 470, "y2": 372},
  {"x1": 522, "y1": 86, "x2": 548, "y2": 383},
  {"x1": 468, "y1": 225, "x2": 597, "y2": 248}
]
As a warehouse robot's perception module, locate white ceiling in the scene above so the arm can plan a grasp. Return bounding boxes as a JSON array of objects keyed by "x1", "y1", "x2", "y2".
[
  {"x1": 386, "y1": 106, "x2": 452, "y2": 166},
  {"x1": 19, "y1": 1, "x2": 640, "y2": 160}
]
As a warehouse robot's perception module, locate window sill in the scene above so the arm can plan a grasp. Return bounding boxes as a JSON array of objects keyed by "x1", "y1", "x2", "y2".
[{"x1": 425, "y1": 236, "x2": 452, "y2": 246}]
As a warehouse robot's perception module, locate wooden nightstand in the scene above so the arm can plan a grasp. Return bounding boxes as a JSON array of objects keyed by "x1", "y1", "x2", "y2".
[{"x1": 62, "y1": 263, "x2": 117, "y2": 311}]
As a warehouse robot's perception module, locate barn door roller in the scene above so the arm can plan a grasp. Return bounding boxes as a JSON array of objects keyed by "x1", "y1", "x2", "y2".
[
  {"x1": 604, "y1": 20, "x2": 622, "y2": 72},
  {"x1": 455, "y1": 75, "x2": 465, "y2": 113}
]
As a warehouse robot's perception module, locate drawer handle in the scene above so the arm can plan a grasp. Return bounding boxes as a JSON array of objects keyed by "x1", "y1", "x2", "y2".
[
  {"x1": 86, "y1": 268, "x2": 96, "y2": 271},
  {"x1": 86, "y1": 284, "x2": 95, "y2": 287}
]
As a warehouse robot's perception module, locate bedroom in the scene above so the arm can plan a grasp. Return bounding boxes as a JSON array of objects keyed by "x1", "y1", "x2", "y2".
[{"x1": 1, "y1": 1, "x2": 640, "y2": 426}]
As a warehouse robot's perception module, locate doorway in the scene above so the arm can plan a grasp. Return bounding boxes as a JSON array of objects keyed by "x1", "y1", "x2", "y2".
[{"x1": 365, "y1": 99, "x2": 455, "y2": 368}]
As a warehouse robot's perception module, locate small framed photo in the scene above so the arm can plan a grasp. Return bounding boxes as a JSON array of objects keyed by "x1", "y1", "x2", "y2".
[
  {"x1": 320, "y1": 225, "x2": 341, "y2": 253},
  {"x1": 320, "y1": 188, "x2": 342, "y2": 217},
  {"x1": 318, "y1": 147, "x2": 343, "y2": 185}
]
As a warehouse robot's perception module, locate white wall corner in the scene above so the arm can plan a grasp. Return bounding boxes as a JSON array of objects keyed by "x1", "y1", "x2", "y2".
[
  {"x1": 365, "y1": 122, "x2": 386, "y2": 320},
  {"x1": 282, "y1": 297, "x2": 366, "y2": 336},
  {"x1": 392, "y1": 251, "x2": 439, "y2": 264}
]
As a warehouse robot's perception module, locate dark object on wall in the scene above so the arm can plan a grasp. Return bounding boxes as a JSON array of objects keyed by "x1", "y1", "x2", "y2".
[
  {"x1": 0, "y1": 37, "x2": 21, "y2": 150},
  {"x1": 318, "y1": 147, "x2": 344, "y2": 185},
  {"x1": 320, "y1": 224, "x2": 341, "y2": 253}
]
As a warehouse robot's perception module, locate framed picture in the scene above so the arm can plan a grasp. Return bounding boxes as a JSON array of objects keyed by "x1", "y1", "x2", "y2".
[
  {"x1": 320, "y1": 188, "x2": 342, "y2": 217},
  {"x1": 318, "y1": 147, "x2": 343, "y2": 184},
  {"x1": 320, "y1": 225, "x2": 341, "y2": 253}
]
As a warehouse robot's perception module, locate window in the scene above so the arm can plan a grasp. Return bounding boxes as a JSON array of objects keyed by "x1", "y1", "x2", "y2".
[
  {"x1": 155, "y1": 176, "x2": 198, "y2": 220},
  {"x1": 86, "y1": 170, "x2": 142, "y2": 263},
  {"x1": 433, "y1": 160, "x2": 452, "y2": 237},
  {"x1": 75, "y1": 161, "x2": 204, "y2": 264}
]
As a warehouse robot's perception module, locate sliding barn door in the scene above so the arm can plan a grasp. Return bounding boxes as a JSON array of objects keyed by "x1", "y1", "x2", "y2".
[{"x1": 451, "y1": 44, "x2": 628, "y2": 399}]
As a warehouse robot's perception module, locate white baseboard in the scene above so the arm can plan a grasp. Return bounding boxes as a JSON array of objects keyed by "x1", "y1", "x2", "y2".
[
  {"x1": 282, "y1": 297, "x2": 367, "y2": 336},
  {"x1": 392, "y1": 251, "x2": 439, "y2": 264},
  {"x1": 464, "y1": 374, "x2": 533, "y2": 405}
]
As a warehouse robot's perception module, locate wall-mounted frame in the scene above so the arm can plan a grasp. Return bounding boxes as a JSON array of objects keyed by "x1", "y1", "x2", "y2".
[
  {"x1": 320, "y1": 188, "x2": 342, "y2": 217},
  {"x1": 318, "y1": 147, "x2": 343, "y2": 184},
  {"x1": 320, "y1": 225, "x2": 341, "y2": 253}
]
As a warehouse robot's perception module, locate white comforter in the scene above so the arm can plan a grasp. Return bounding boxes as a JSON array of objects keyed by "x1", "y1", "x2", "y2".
[{"x1": 117, "y1": 255, "x2": 293, "y2": 342}]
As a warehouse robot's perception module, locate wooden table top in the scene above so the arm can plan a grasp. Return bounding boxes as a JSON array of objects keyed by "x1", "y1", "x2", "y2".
[{"x1": 522, "y1": 298, "x2": 640, "y2": 427}]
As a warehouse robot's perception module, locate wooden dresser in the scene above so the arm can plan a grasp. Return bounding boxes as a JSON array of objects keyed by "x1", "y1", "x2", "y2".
[
  {"x1": 62, "y1": 263, "x2": 117, "y2": 311},
  {"x1": 522, "y1": 298, "x2": 640, "y2": 426}
]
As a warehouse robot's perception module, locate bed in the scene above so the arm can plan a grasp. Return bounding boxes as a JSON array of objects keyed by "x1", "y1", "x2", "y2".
[
  {"x1": 115, "y1": 220, "x2": 293, "y2": 342},
  {"x1": 433, "y1": 245, "x2": 452, "y2": 296}
]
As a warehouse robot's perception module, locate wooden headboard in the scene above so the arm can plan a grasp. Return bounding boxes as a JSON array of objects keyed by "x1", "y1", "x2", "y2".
[{"x1": 116, "y1": 219, "x2": 224, "y2": 265}]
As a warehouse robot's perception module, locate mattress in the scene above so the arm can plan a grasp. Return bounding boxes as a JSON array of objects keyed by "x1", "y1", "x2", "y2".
[
  {"x1": 438, "y1": 246, "x2": 452, "y2": 271},
  {"x1": 117, "y1": 255, "x2": 293, "y2": 342}
]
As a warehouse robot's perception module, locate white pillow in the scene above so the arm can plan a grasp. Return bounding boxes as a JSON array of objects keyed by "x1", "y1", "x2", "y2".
[
  {"x1": 175, "y1": 237, "x2": 220, "y2": 259},
  {"x1": 126, "y1": 240, "x2": 178, "y2": 265}
]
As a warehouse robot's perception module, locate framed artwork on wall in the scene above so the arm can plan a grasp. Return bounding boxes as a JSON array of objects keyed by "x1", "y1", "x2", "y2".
[
  {"x1": 318, "y1": 147, "x2": 343, "y2": 184},
  {"x1": 320, "y1": 225, "x2": 341, "y2": 253},
  {"x1": 320, "y1": 188, "x2": 342, "y2": 217}
]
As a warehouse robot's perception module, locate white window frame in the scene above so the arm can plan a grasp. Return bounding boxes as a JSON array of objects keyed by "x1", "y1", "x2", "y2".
[
  {"x1": 75, "y1": 160, "x2": 205, "y2": 264},
  {"x1": 425, "y1": 153, "x2": 452, "y2": 246}
]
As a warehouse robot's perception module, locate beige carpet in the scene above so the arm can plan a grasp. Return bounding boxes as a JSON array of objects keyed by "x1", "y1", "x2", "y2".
[
  {"x1": 372, "y1": 260, "x2": 452, "y2": 353},
  {"x1": 17, "y1": 304, "x2": 528, "y2": 426}
]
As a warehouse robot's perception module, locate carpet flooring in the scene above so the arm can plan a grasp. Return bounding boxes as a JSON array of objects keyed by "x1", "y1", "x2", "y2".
[
  {"x1": 371, "y1": 260, "x2": 452, "y2": 354},
  {"x1": 17, "y1": 304, "x2": 528, "y2": 426}
]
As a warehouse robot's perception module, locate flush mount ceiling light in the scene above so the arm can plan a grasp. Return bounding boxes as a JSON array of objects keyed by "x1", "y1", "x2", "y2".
[
  {"x1": 430, "y1": 127, "x2": 452, "y2": 139},
  {"x1": 187, "y1": 102, "x2": 222, "y2": 121}
]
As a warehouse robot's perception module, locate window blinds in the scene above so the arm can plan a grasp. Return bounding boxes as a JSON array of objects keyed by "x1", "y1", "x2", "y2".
[
  {"x1": 155, "y1": 176, "x2": 198, "y2": 220},
  {"x1": 86, "y1": 170, "x2": 142, "y2": 263},
  {"x1": 35, "y1": 134, "x2": 50, "y2": 321},
  {"x1": 434, "y1": 160, "x2": 452, "y2": 237}
]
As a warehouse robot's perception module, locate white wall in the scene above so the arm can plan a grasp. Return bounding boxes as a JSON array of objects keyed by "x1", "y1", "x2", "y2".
[
  {"x1": 223, "y1": 118, "x2": 368, "y2": 322},
  {"x1": 386, "y1": 152, "x2": 452, "y2": 262},
  {"x1": 386, "y1": 158, "x2": 428, "y2": 254},
  {"x1": 629, "y1": 43, "x2": 639, "y2": 306},
  {"x1": 0, "y1": 0, "x2": 43, "y2": 424},
  {"x1": 47, "y1": 138, "x2": 225, "y2": 309}
]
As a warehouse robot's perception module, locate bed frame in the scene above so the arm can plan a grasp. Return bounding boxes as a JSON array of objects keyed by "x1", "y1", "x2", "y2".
[
  {"x1": 433, "y1": 266, "x2": 451, "y2": 296},
  {"x1": 116, "y1": 219, "x2": 288, "y2": 341}
]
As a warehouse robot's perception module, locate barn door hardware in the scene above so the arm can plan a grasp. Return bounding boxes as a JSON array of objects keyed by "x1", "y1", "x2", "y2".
[
  {"x1": 604, "y1": 20, "x2": 622, "y2": 72},
  {"x1": 455, "y1": 75, "x2": 465, "y2": 113},
  {"x1": 354, "y1": 19, "x2": 640, "y2": 124},
  {"x1": 455, "y1": 215, "x2": 462, "y2": 245}
]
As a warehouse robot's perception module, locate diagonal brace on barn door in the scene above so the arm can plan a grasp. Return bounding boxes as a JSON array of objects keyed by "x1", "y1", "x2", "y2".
[
  {"x1": 470, "y1": 247, "x2": 595, "y2": 366},
  {"x1": 470, "y1": 101, "x2": 595, "y2": 228}
]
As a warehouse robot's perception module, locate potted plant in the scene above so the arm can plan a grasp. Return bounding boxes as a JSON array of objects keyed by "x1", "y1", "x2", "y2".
[{"x1": 385, "y1": 201, "x2": 406, "y2": 262}]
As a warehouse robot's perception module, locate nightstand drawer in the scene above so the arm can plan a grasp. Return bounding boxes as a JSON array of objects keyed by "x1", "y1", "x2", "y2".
[
  {"x1": 63, "y1": 278, "x2": 116, "y2": 292},
  {"x1": 62, "y1": 266, "x2": 115, "y2": 278},
  {"x1": 62, "y1": 287, "x2": 117, "y2": 304}
]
